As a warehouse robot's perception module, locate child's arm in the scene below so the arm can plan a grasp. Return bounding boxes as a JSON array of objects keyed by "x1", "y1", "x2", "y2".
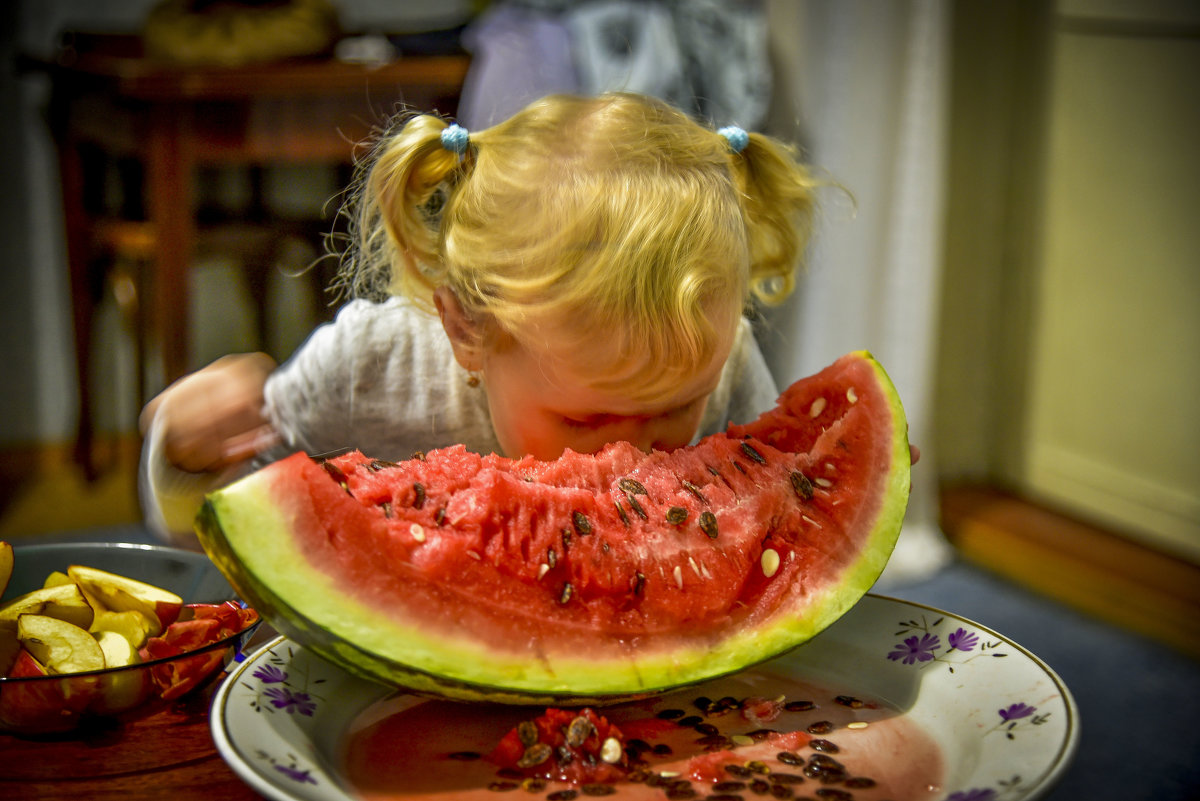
[{"x1": 138, "y1": 353, "x2": 278, "y2": 547}]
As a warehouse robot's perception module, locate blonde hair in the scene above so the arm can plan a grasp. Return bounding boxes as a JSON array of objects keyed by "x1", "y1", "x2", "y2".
[{"x1": 338, "y1": 92, "x2": 819, "y2": 401}]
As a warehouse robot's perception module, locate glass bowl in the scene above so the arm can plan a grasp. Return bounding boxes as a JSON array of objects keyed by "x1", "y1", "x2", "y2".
[{"x1": 0, "y1": 542, "x2": 261, "y2": 736}]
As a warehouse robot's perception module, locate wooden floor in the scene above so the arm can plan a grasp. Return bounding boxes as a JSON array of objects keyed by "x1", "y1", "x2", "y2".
[
  {"x1": 940, "y1": 484, "x2": 1200, "y2": 662},
  {"x1": 2, "y1": 439, "x2": 1197, "y2": 661}
]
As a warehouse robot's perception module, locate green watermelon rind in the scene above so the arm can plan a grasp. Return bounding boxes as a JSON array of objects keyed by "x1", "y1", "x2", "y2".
[{"x1": 196, "y1": 351, "x2": 909, "y2": 703}]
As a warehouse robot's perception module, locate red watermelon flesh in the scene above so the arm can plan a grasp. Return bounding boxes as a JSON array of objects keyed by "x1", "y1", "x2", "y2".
[{"x1": 197, "y1": 351, "x2": 909, "y2": 702}]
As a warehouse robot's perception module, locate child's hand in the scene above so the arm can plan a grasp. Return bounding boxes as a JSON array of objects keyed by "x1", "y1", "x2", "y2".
[{"x1": 140, "y1": 353, "x2": 279, "y2": 473}]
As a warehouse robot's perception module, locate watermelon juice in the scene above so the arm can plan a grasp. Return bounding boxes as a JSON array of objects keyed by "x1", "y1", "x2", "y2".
[{"x1": 341, "y1": 669, "x2": 944, "y2": 801}]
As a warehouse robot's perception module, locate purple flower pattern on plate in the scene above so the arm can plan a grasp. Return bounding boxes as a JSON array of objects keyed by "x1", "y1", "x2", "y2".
[
  {"x1": 990, "y1": 702, "x2": 1052, "y2": 740},
  {"x1": 886, "y1": 615, "x2": 1006, "y2": 673},
  {"x1": 240, "y1": 644, "x2": 329, "y2": 787}
]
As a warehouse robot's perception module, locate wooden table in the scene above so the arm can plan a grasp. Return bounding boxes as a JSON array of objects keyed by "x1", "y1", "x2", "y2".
[
  {"x1": 32, "y1": 35, "x2": 469, "y2": 477},
  {"x1": 0, "y1": 672, "x2": 262, "y2": 800}
]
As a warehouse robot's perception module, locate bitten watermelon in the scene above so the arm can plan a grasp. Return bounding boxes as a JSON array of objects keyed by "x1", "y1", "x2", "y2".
[{"x1": 196, "y1": 351, "x2": 909, "y2": 703}]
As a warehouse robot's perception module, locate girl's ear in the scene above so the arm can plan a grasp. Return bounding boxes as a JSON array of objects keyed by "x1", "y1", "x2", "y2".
[{"x1": 433, "y1": 286, "x2": 484, "y2": 372}]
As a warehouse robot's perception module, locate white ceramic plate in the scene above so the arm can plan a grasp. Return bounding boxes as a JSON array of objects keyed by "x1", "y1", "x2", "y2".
[{"x1": 211, "y1": 594, "x2": 1078, "y2": 801}]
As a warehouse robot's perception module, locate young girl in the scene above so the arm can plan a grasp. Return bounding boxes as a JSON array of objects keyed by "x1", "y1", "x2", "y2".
[{"x1": 140, "y1": 92, "x2": 820, "y2": 545}]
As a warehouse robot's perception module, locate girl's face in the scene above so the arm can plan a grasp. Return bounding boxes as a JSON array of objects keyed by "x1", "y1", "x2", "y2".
[{"x1": 480, "y1": 317, "x2": 736, "y2": 461}]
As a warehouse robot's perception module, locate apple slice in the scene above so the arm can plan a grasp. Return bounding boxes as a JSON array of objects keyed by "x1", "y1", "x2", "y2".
[
  {"x1": 93, "y1": 630, "x2": 149, "y2": 713},
  {"x1": 17, "y1": 614, "x2": 106, "y2": 675},
  {"x1": 0, "y1": 540, "x2": 12, "y2": 597},
  {"x1": 67, "y1": 565, "x2": 182, "y2": 636},
  {"x1": 0, "y1": 647, "x2": 95, "y2": 732},
  {"x1": 0, "y1": 583, "x2": 95, "y2": 631},
  {"x1": 90, "y1": 609, "x2": 153, "y2": 649},
  {"x1": 43, "y1": 570, "x2": 73, "y2": 589},
  {"x1": 0, "y1": 627, "x2": 18, "y2": 676}
]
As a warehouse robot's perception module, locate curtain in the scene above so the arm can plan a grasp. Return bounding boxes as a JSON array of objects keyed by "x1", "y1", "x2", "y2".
[{"x1": 762, "y1": 0, "x2": 953, "y2": 586}]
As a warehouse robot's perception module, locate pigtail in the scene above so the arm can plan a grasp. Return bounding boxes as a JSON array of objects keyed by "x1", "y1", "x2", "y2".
[
  {"x1": 334, "y1": 113, "x2": 468, "y2": 307},
  {"x1": 731, "y1": 133, "x2": 822, "y2": 306}
]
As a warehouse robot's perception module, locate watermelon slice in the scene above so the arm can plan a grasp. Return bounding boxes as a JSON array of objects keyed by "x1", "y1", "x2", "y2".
[{"x1": 196, "y1": 351, "x2": 909, "y2": 703}]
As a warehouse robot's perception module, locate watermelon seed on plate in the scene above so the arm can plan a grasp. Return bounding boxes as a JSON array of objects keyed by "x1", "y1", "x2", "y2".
[
  {"x1": 566, "y1": 715, "x2": 595, "y2": 747},
  {"x1": 516, "y1": 742, "x2": 552, "y2": 768},
  {"x1": 516, "y1": 720, "x2": 538, "y2": 746}
]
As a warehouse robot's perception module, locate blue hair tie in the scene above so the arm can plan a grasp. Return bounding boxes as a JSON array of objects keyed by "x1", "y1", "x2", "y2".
[
  {"x1": 718, "y1": 125, "x2": 749, "y2": 154},
  {"x1": 441, "y1": 123, "x2": 470, "y2": 155}
]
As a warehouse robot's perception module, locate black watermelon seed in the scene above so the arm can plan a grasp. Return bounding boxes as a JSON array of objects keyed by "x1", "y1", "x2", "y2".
[
  {"x1": 615, "y1": 499, "x2": 631, "y2": 526},
  {"x1": 834, "y1": 695, "x2": 864, "y2": 708},
  {"x1": 652, "y1": 743, "x2": 674, "y2": 756},
  {"x1": 769, "y1": 787, "x2": 795, "y2": 799},
  {"x1": 559, "y1": 583, "x2": 574, "y2": 604},
  {"x1": 665, "y1": 788, "x2": 697, "y2": 800},
  {"x1": 619, "y1": 477, "x2": 648, "y2": 495},
  {"x1": 695, "y1": 722, "x2": 720, "y2": 735},
  {"x1": 750, "y1": 778, "x2": 772, "y2": 794},
  {"x1": 844, "y1": 777, "x2": 877, "y2": 788},
  {"x1": 808, "y1": 754, "x2": 843, "y2": 770},
  {"x1": 815, "y1": 789, "x2": 852, "y2": 800},
  {"x1": 626, "y1": 494, "x2": 649, "y2": 520},
  {"x1": 724, "y1": 764, "x2": 753, "y2": 778},
  {"x1": 790, "y1": 471, "x2": 814, "y2": 501},
  {"x1": 769, "y1": 772, "x2": 805, "y2": 785},
  {"x1": 806, "y1": 721, "x2": 835, "y2": 734},
  {"x1": 784, "y1": 700, "x2": 815, "y2": 712},
  {"x1": 681, "y1": 479, "x2": 709, "y2": 503},
  {"x1": 572, "y1": 511, "x2": 593, "y2": 535},
  {"x1": 547, "y1": 791, "x2": 579, "y2": 801},
  {"x1": 380, "y1": 501, "x2": 393, "y2": 518},
  {"x1": 810, "y1": 738, "x2": 840, "y2": 753},
  {"x1": 740, "y1": 441, "x2": 767, "y2": 464},
  {"x1": 486, "y1": 780, "x2": 519, "y2": 791},
  {"x1": 696, "y1": 734, "x2": 731, "y2": 748},
  {"x1": 677, "y1": 715, "x2": 703, "y2": 727},
  {"x1": 713, "y1": 781, "x2": 747, "y2": 791},
  {"x1": 699, "y1": 510, "x2": 720, "y2": 539},
  {"x1": 412, "y1": 482, "x2": 426, "y2": 509},
  {"x1": 657, "y1": 708, "x2": 685, "y2": 719},
  {"x1": 733, "y1": 460, "x2": 748, "y2": 474},
  {"x1": 666, "y1": 506, "x2": 688, "y2": 525},
  {"x1": 580, "y1": 784, "x2": 616, "y2": 796},
  {"x1": 776, "y1": 751, "x2": 804, "y2": 766}
]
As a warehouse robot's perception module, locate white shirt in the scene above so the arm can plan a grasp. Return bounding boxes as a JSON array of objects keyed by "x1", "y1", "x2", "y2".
[{"x1": 141, "y1": 297, "x2": 779, "y2": 546}]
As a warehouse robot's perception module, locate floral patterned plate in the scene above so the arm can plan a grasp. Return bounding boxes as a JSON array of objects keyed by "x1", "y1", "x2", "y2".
[{"x1": 211, "y1": 594, "x2": 1079, "y2": 801}]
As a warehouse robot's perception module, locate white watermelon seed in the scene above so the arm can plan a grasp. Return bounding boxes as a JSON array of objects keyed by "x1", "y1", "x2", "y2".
[
  {"x1": 409, "y1": 523, "x2": 426, "y2": 542},
  {"x1": 761, "y1": 549, "x2": 781, "y2": 578},
  {"x1": 847, "y1": 721, "x2": 869, "y2": 729},
  {"x1": 847, "y1": 387, "x2": 858, "y2": 404},
  {"x1": 809, "y1": 397, "x2": 826, "y2": 417},
  {"x1": 600, "y1": 736, "x2": 623, "y2": 764},
  {"x1": 537, "y1": 563, "x2": 550, "y2": 580},
  {"x1": 689, "y1": 556, "x2": 702, "y2": 577},
  {"x1": 673, "y1": 565, "x2": 684, "y2": 589},
  {"x1": 802, "y1": 514, "x2": 822, "y2": 529},
  {"x1": 815, "y1": 477, "x2": 833, "y2": 488}
]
